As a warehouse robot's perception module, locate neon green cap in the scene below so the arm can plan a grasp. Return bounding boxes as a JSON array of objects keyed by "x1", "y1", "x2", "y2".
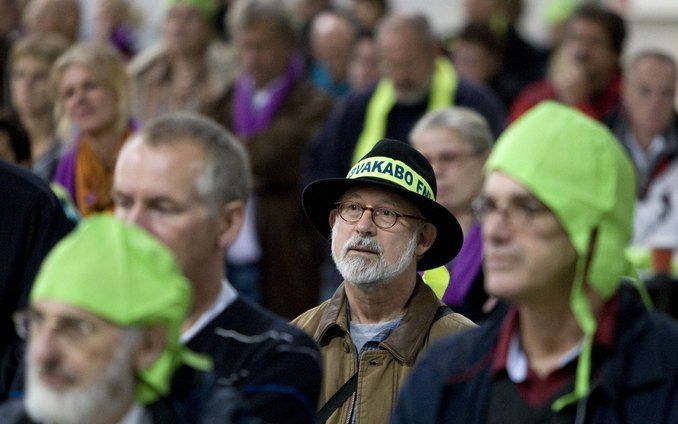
[
  {"x1": 485, "y1": 101, "x2": 637, "y2": 408},
  {"x1": 31, "y1": 215, "x2": 211, "y2": 403}
]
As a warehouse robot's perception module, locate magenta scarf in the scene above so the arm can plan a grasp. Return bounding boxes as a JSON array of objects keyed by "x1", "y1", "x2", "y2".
[
  {"x1": 443, "y1": 222, "x2": 484, "y2": 305},
  {"x1": 232, "y1": 54, "x2": 304, "y2": 137}
]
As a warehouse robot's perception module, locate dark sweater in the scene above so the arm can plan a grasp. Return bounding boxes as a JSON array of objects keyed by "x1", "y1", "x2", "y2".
[
  {"x1": 172, "y1": 296, "x2": 322, "y2": 424},
  {"x1": 0, "y1": 161, "x2": 74, "y2": 401}
]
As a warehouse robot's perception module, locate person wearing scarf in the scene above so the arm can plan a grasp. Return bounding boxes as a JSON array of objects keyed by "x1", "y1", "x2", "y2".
[
  {"x1": 303, "y1": 11, "x2": 506, "y2": 194},
  {"x1": 51, "y1": 41, "x2": 135, "y2": 217},
  {"x1": 411, "y1": 107, "x2": 497, "y2": 323},
  {"x1": 205, "y1": 0, "x2": 334, "y2": 318}
]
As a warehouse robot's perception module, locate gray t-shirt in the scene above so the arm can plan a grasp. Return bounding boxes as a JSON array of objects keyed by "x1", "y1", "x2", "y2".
[{"x1": 349, "y1": 317, "x2": 401, "y2": 354}]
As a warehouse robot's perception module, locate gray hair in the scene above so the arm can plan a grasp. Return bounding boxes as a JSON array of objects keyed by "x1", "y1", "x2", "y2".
[
  {"x1": 410, "y1": 107, "x2": 494, "y2": 153},
  {"x1": 375, "y1": 12, "x2": 436, "y2": 49},
  {"x1": 137, "y1": 112, "x2": 252, "y2": 211},
  {"x1": 228, "y1": 0, "x2": 298, "y2": 45}
]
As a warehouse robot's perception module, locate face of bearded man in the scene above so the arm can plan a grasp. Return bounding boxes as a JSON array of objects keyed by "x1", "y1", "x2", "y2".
[
  {"x1": 331, "y1": 223, "x2": 419, "y2": 289},
  {"x1": 24, "y1": 307, "x2": 140, "y2": 424}
]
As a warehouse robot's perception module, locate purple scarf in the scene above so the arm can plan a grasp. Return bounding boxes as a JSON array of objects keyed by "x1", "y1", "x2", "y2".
[
  {"x1": 232, "y1": 54, "x2": 304, "y2": 138},
  {"x1": 443, "y1": 222, "x2": 484, "y2": 305},
  {"x1": 52, "y1": 144, "x2": 78, "y2": 201}
]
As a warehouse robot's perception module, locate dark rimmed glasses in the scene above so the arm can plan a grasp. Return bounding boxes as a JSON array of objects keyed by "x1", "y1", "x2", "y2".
[{"x1": 335, "y1": 201, "x2": 423, "y2": 229}]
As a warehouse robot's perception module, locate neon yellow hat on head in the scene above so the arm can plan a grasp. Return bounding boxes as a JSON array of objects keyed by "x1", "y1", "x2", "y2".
[
  {"x1": 165, "y1": 0, "x2": 218, "y2": 20},
  {"x1": 31, "y1": 215, "x2": 211, "y2": 404},
  {"x1": 485, "y1": 101, "x2": 637, "y2": 408}
]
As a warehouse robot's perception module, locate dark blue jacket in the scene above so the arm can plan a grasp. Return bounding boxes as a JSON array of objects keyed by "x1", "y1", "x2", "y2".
[
  {"x1": 302, "y1": 77, "x2": 507, "y2": 186},
  {"x1": 391, "y1": 286, "x2": 678, "y2": 424}
]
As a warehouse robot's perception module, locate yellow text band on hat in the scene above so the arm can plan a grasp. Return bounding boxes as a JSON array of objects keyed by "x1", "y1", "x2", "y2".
[{"x1": 347, "y1": 156, "x2": 435, "y2": 201}]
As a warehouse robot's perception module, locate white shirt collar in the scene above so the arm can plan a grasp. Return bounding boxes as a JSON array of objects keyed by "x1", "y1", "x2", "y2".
[
  {"x1": 626, "y1": 132, "x2": 668, "y2": 178},
  {"x1": 180, "y1": 279, "x2": 238, "y2": 344},
  {"x1": 506, "y1": 331, "x2": 583, "y2": 383}
]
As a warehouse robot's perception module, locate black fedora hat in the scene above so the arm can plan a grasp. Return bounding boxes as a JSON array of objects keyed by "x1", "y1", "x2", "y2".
[{"x1": 302, "y1": 138, "x2": 463, "y2": 271}]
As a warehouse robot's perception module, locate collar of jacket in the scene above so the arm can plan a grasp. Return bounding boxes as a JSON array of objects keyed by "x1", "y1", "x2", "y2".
[{"x1": 313, "y1": 277, "x2": 441, "y2": 364}]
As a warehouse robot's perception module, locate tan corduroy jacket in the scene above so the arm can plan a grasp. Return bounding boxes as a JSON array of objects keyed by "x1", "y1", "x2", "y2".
[{"x1": 292, "y1": 279, "x2": 475, "y2": 424}]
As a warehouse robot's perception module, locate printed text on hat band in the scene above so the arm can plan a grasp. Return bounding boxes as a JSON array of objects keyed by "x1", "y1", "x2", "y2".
[{"x1": 346, "y1": 156, "x2": 435, "y2": 201}]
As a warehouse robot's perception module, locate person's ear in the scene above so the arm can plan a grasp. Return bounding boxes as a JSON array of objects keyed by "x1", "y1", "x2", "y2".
[
  {"x1": 328, "y1": 209, "x2": 338, "y2": 229},
  {"x1": 217, "y1": 200, "x2": 245, "y2": 250},
  {"x1": 133, "y1": 326, "x2": 168, "y2": 370},
  {"x1": 415, "y1": 223, "x2": 437, "y2": 257}
]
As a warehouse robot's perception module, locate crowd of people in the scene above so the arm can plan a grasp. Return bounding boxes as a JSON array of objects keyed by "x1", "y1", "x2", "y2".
[{"x1": 0, "y1": 0, "x2": 677, "y2": 423}]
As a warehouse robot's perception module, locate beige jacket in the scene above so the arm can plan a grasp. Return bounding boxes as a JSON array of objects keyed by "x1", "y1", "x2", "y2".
[
  {"x1": 129, "y1": 40, "x2": 239, "y2": 124},
  {"x1": 292, "y1": 280, "x2": 475, "y2": 424}
]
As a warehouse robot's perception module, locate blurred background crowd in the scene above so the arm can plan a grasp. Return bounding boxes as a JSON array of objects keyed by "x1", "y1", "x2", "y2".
[{"x1": 1, "y1": 0, "x2": 677, "y2": 321}]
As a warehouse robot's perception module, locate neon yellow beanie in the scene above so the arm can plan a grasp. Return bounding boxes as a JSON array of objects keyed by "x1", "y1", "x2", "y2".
[
  {"x1": 31, "y1": 215, "x2": 211, "y2": 403},
  {"x1": 485, "y1": 101, "x2": 636, "y2": 407}
]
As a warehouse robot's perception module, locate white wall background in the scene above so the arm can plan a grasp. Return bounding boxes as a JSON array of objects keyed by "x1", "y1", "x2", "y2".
[
  {"x1": 386, "y1": 0, "x2": 678, "y2": 65},
  {"x1": 79, "y1": 0, "x2": 678, "y2": 68}
]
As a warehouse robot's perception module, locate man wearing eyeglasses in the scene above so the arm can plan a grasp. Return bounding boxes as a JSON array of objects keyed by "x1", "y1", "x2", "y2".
[
  {"x1": 0, "y1": 216, "x2": 215, "y2": 423},
  {"x1": 392, "y1": 101, "x2": 678, "y2": 424},
  {"x1": 293, "y1": 138, "x2": 475, "y2": 424}
]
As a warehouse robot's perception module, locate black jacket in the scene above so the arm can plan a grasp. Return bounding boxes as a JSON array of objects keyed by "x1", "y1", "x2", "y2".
[
  {"x1": 302, "y1": 77, "x2": 507, "y2": 186},
  {"x1": 0, "y1": 162, "x2": 74, "y2": 401}
]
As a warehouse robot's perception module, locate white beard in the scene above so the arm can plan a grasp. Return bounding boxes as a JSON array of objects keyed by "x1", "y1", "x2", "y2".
[
  {"x1": 331, "y1": 225, "x2": 418, "y2": 289},
  {"x1": 25, "y1": 332, "x2": 139, "y2": 424}
]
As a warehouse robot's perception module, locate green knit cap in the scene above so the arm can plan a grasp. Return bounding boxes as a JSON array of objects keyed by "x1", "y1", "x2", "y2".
[
  {"x1": 485, "y1": 101, "x2": 636, "y2": 408},
  {"x1": 165, "y1": 0, "x2": 218, "y2": 20},
  {"x1": 30, "y1": 215, "x2": 211, "y2": 404}
]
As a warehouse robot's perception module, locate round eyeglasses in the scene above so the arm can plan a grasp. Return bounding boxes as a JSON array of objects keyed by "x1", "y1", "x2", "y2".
[{"x1": 335, "y1": 201, "x2": 423, "y2": 229}]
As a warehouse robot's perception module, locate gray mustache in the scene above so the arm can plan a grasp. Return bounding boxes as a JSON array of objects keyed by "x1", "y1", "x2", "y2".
[{"x1": 344, "y1": 236, "x2": 383, "y2": 255}]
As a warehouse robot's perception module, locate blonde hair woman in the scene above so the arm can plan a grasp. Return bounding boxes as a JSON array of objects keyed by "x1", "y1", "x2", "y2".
[{"x1": 52, "y1": 42, "x2": 135, "y2": 216}]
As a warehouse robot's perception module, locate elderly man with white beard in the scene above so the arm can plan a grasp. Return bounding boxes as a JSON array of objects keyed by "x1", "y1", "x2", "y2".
[
  {"x1": 0, "y1": 216, "x2": 217, "y2": 424},
  {"x1": 293, "y1": 138, "x2": 475, "y2": 424}
]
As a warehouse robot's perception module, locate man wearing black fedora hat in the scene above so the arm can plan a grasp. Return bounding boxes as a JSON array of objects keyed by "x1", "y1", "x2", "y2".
[{"x1": 293, "y1": 138, "x2": 475, "y2": 424}]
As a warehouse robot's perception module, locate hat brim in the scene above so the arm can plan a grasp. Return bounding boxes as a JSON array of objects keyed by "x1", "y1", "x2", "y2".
[{"x1": 302, "y1": 177, "x2": 463, "y2": 271}]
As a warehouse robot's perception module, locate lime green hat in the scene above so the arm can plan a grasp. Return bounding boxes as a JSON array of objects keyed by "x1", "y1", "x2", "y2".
[
  {"x1": 30, "y1": 215, "x2": 211, "y2": 404},
  {"x1": 545, "y1": 0, "x2": 581, "y2": 26},
  {"x1": 485, "y1": 101, "x2": 637, "y2": 408},
  {"x1": 165, "y1": 0, "x2": 218, "y2": 20}
]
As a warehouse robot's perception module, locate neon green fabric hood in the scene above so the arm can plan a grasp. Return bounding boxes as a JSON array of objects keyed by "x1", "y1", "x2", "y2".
[
  {"x1": 30, "y1": 215, "x2": 211, "y2": 404},
  {"x1": 165, "y1": 0, "x2": 218, "y2": 20},
  {"x1": 485, "y1": 101, "x2": 636, "y2": 406}
]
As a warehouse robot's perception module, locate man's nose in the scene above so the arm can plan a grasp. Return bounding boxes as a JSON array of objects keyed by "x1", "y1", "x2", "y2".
[
  {"x1": 29, "y1": 327, "x2": 61, "y2": 366},
  {"x1": 355, "y1": 209, "x2": 377, "y2": 235},
  {"x1": 481, "y1": 210, "x2": 513, "y2": 245}
]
